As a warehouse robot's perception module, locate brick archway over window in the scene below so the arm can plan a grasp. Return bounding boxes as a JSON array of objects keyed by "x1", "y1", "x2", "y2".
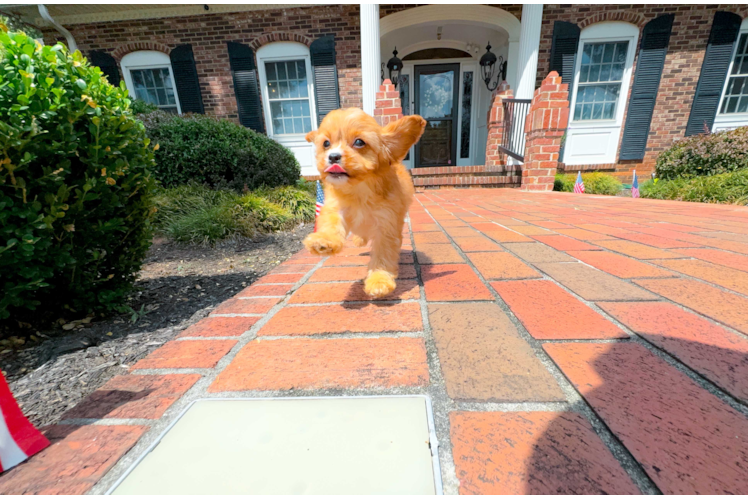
[
  {"x1": 249, "y1": 32, "x2": 313, "y2": 50},
  {"x1": 112, "y1": 42, "x2": 171, "y2": 62},
  {"x1": 578, "y1": 10, "x2": 647, "y2": 29}
]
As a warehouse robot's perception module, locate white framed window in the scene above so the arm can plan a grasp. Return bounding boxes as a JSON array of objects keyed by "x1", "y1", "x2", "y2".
[
  {"x1": 256, "y1": 42, "x2": 317, "y2": 175},
  {"x1": 714, "y1": 18, "x2": 748, "y2": 132},
  {"x1": 121, "y1": 51, "x2": 181, "y2": 114},
  {"x1": 256, "y1": 42, "x2": 317, "y2": 139},
  {"x1": 265, "y1": 60, "x2": 313, "y2": 135},
  {"x1": 573, "y1": 41, "x2": 629, "y2": 121},
  {"x1": 563, "y1": 22, "x2": 639, "y2": 165}
]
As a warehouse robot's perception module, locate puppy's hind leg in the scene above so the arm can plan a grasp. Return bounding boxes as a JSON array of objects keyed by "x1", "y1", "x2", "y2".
[{"x1": 364, "y1": 224, "x2": 401, "y2": 299}]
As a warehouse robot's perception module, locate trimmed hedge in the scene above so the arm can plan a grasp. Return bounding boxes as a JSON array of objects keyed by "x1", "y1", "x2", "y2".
[
  {"x1": 142, "y1": 112, "x2": 300, "y2": 190},
  {"x1": 656, "y1": 126, "x2": 748, "y2": 180},
  {"x1": 0, "y1": 32, "x2": 156, "y2": 321},
  {"x1": 553, "y1": 172, "x2": 622, "y2": 195}
]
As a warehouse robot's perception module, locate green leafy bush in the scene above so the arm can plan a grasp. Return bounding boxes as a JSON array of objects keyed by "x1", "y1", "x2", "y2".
[
  {"x1": 144, "y1": 113, "x2": 300, "y2": 190},
  {"x1": 656, "y1": 126, "x2": 748, "y2": 180},
  {"x1": 0, "y1": 32, "x2": 156, "y2": 321},
  {"x1": 130, "y1": 99, "x2": 159, "y2": 115},
  {"x1": 641, "y1": 170, "x2": 748, "y2": 205},
  {"x1": 554, "y1": 174, "x2": 574, "y2": 192},
  {"x1": 553, "y1": 172, "x2": 622, "y2": 195},
  {"x1": 152, "y1": 183, "x2": 314, "y2": 245}
]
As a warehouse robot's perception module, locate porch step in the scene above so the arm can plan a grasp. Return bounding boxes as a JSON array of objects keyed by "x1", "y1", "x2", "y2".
[
  {"x1": 303, "y1": 166, "x2": 521, "y2": 189},
  {"x1": 408, "y1": 165, "x2": 514, "y2": 177},
  {"x1": 411, "y1": 165, "x2": 520, "y2": 189}
]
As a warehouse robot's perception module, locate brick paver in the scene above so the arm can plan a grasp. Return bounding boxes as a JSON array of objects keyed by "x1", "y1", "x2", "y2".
[
  {"x1": 131, "y1": 339, "x2": 237, "y2": 369},
  {"x1": 62, "y1": 374, "x2": 201, "y2": 420},
  {"x1": 259, "y1": 302, "x2": 423, "y2": 336},
  {"x1": 209, "y1": 297, "x2": 281, "y2": 315},
  {"x1": 429, "y1": 302, "x2": 563, "y2": 402},
  {"x1": 537, "y1": 262, "x2": 658, "y2": 301},
  {"x1": 415, "y1": 243, "x2": 465, "y2": 264},
  {"x1": 545, "y1": 343, "x2": 748, "y2": 494},
  {"x1": 493, "y1": 280, "x2": 626, "y2": 340},
  {"x1": 567, "y1": 250, "x2": 674, "y2": 278},
  {"x1": 177, "y1": 316, "x2": 260, "y2": 338},
  {"x1": 450, "y1": 412, "x2": 639, "y2": 494},
  {"x1": 649, "y1": 258, "x2": 748, "y2": 296},
  {"x1": 9, "y1": 189, "x2": 748, "y2": 495},
  {"x1": 209, "y1": 337, "x2": 429, "y2": 392},
  {"x1": 599, "y1": 302, "x2": 748, "y2": 401},
  {"x1": 634, "y1": 278, "x2": 748, "y2": 334},
  {"x1": 468, "y1": 252, "x2": 541, "y2": 280},
  {"x1": 420, "y1": 264, "x2": 494, "y2": 301},
  {"x1": 0, "y1": 425, "x2": 147, "y2": 494},
  {"x1": 675, "y1": 247, "x2": 748, "y2": 273},
  {"x1": 288, "y1": 280, "x2": 420, "y2": 303},
  {"x1": 503, "y1": 242, "x2": 576, "y2": 263}
]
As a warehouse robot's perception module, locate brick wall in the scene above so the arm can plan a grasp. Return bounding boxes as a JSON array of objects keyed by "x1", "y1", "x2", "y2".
[
  {"x1": 43, "y1": 5, "x2": 363, "y2": 122},
  {"x1": 538, "y1": 5, "x2": 748, "y2": 180},
  {"x1": 521, "y1": 72, "x2": 569, "y2": 191}
]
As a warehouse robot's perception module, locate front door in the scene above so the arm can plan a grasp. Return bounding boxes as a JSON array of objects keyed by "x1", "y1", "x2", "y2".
[{"x1": 414, "y1": 64, "x2": 460, "y2": 168}]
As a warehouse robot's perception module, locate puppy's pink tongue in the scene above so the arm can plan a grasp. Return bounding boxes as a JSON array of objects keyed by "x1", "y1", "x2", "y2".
[{"x1": 325, "y1": 163, "x2": 346, "y2": 174}]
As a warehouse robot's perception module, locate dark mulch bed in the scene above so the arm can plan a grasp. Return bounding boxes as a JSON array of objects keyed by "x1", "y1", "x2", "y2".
[{"x1": 0, "y1": 224, "x2": 312, "y2": 427}]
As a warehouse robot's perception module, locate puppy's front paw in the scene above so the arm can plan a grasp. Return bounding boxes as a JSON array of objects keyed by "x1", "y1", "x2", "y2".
[
  {"x1": 304, "y1": 232, "x2": 344, "y2": 256},
  {"x1": 364, "y1": 270, "x2": 397, "y2": 298}
]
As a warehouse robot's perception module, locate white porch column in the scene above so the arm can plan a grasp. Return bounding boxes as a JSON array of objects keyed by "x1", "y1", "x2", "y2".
[
  {"x1": 360, "y1": 4, "x2": 381, "y2": 116},
  {"x1": 515, "y1": 4, "x2": 543, "y2": 99}
]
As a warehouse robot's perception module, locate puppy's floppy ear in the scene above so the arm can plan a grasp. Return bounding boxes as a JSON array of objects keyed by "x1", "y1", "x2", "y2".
[
  {"x1": 381, "y1": 115, "x2": 427, "y2": 162},
  {"x1": 305, "y1": 130, "x2": 318, "y2": 143}
]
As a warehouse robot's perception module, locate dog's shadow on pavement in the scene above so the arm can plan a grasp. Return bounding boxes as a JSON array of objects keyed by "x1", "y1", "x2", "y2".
[
  {"x1": 454, "y1": 337, "x2": 748, "y2": 494},
  {"x1": 338, "y1": 270, "x2": 456, "y2": 310}
]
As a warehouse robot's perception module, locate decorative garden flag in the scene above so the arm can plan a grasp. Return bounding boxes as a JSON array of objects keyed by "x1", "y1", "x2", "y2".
[
  {"x1": 0, "y1": 372, "x2": 49, "y2": 472},
  {"x1": 573, "y1": 171, "x2": 585, "y2": 194},
  {"x1": 631, "y1": 170, "x2": 640, "y2": 198},
  {"x1": 314, "y1": 180, "x2": 324, "y2": 232}
]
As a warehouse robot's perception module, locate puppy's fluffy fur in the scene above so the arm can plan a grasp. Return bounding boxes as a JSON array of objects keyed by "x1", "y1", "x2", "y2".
[{"x1": 303, "y1": 108, "x2": 426, "y2": 298}]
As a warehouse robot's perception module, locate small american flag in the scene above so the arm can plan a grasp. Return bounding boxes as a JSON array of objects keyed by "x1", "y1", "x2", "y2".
[
  {"x1": 573, "y1": 171, "x2": 585, "y2": 194},
  {"x1": 0, "y1": 372, "x2": 49, "y2": 472},
  {"x1": 314, "y1": 180, "x2": 324, "y2": 232},
  {"x1": 631, "y1": 170, "x2": 640, "y2": 198}
]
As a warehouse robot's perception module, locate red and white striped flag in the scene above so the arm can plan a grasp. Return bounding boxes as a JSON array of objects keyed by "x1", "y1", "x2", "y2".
[
  {"x1": 573, "y1": 171, "x2": 585, "y2": 194},
  {"x1": 314, "y1": 180, "x2": 324, "y2": 232},
  {"x1": 0, "y1": 372, "x2": 49, "y2": 472},
  {"x1": 631, "y1": 170, "x2": 640, "y2": 198}
]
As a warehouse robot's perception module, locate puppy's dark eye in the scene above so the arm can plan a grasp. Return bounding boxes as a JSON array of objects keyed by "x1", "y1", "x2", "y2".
[
  {"x1": 353, "y1": 139, "x2": 365, "y2": 148},
  {"x1": 323, "y1": 140, "x2": 330, "y2": 148}
]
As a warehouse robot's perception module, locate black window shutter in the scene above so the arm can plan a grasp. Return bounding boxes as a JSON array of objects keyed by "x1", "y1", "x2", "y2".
[
  {"x1": 310, "y1": 35, "x2": 341, "y2": 125},
  {"x1": 685, "y1": 11, "x2": 742, "y2": 136},
  {"x1": 620, "y1": 14, "x2": 675, "y2": 161},
  {"x1": 89, "y1": 50, "x2": 121, "y2": 85},
  {"x1": 226, "y1": 42, "x2": 264, "y2": 133},
  {"x1": 550, "y1": 21, "x2": 581, "y2": 96},
  {"x1": 170, "y1": 44, "x2": 205, "y2": 114},
  {"x1": 550, "y1": 21, "x2": 580, "y2": 163}
]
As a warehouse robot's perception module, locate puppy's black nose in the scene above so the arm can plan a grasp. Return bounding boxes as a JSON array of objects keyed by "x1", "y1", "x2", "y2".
[{"x1": 328, "y1": 152, "x2": 342, "y2": 164}]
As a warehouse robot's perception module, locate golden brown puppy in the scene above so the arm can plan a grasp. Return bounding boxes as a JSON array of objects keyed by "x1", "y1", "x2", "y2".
[{"x1": 304, "y1": 108, "x2": 426, "y2": 298}]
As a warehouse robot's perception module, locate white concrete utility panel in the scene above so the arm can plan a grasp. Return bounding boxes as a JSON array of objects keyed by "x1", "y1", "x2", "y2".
[{"x1": 109, "y1": 396, "x2": 441, "y2": 495}]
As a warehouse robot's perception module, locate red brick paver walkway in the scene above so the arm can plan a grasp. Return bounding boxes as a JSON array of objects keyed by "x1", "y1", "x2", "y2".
[{"x1": 2, "y1": 190, "x2": 748, "y2": 494}]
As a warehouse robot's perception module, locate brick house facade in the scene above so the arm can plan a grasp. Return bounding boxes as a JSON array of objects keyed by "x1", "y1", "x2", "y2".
[{"x1": 10, "y1": 3, "x2": 748, "y2": 185}]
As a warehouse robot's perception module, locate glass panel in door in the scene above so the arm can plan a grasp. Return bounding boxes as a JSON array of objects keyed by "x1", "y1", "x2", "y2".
[{"x1": 415, "y1": 64, "x2": 460, "y2": 168}]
